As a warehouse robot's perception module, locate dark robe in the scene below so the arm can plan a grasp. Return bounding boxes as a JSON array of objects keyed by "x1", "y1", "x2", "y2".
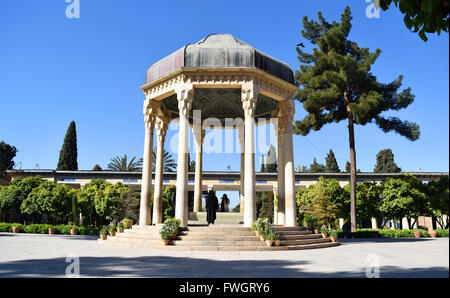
[
  {"x1": 205, "y1": 191, "x2": 218, "y2": 224},
  {"x1": 170, "y1": 191, "x2": 176, "y2": 218}
]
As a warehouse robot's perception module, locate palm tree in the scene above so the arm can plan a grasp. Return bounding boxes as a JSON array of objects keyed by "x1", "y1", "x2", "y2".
[
  {"x1": 107, "y1": 154, "x2": 142, "y2": 172},
  {"x1": 152, "y1": 148, "x2": 177, "y2": 172}
]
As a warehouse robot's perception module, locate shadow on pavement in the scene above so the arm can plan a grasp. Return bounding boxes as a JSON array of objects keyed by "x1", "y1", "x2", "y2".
[{"x1": 0, "y1": 255, "x2": 447, "y2": 278}]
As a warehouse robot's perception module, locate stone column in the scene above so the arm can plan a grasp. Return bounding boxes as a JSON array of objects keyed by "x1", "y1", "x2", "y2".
[
  {"x1": 273, "y1": 186, "x2": 278, "y2": 225},
  {"x1": 242, "y1": 83, "x2": 259, "y2": 227},
  {"x1": 238, "y1": 125, "x2": 245, "y2": 215},
  {"x1": 193, "y1": 129, "x2": 205, "y2": 212},
  {"x1": 175, "y1": 85, "x2": 193, "y2": 227},
  {"x1": 152, "y1": 116, "x2": 169, "y2": 224},
  {"x1": 276, "y1": 107, "x2": 286, "y2": 226},
  {"x1": 139, "y1": 99, "x2": 159, "y2": 226},
  {"x1": 282, "y1": 99, "x2": 296, "y2": 227}
]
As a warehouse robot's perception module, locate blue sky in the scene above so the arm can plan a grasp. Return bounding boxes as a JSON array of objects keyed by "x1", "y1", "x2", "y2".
[{"x1": 1, "y1": 0, "x2": 448, "y2": 207}]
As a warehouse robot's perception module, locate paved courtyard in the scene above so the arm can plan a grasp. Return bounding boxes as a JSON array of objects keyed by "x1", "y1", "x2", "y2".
[{"x1": 0, "y1": 232, "x2": 448, "y2": 278}]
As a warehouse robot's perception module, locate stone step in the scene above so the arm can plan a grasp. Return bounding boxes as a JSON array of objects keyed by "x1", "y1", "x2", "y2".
[{"x1": 98, "y1": 238, "x2": 339, "y2": 251}]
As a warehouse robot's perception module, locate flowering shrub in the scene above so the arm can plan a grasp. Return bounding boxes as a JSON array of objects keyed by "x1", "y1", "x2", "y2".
[
  {"x1": 159, "y1": 217, "x2": 181, "y2": 240},
  {"x1": 253, "y1": 218, "x2": 273, "y2": 237}
]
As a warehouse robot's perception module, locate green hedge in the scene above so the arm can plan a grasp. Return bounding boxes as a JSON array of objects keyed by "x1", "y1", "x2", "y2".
[
  {"x1": 331, "y1": 228, "x2": 449, "y2": 238},
  {"x1": 0, "y1": 223, "x2": 99, "y2": 235}
]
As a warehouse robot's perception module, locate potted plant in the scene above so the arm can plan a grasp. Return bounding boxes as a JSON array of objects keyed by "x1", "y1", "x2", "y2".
[
  {"x1": 108, "y1": 225, "x2": 117, "y2": 237},
  {"x1": 48, "y1": 226, "x2": 56, "y2": 235},
  {"x1": 265, "y1": 231, "x2": 274, "y2": 247},
  {"x1": 117, "y1": 222, "x2": 124, "y2": 233},
  {"x1": 121, "y1": 218, "x2": 133, "y2": 229},
  {"x1": 321, "y1": 228, "x2": 328, "y2": 239},
  {"x1": 70, "y1": 227, "x2": 78, "y2": 235},
  {"x1": 273, "y1": 232, "x2": 281, "y2": 246},
  {"x1": 12, "y1": 225, "x2": 20, "y2": 233},
  {"x1": 429, "y1": 230, "x2": 438, "y2": 238},
  {"x1": 251, "y1": 221, "x2": 260, "y2": 236},
  {"x1": 99, "y1": 227, "x2": 108, "y2": 240},
  {"x1": 159, "y1": 224, "x2": 172, "y2": 245},
  {"x1": 313, "y1": 224, "x2": 320, "y2": 234},
  {"x1": 413, "y1": 231, "x2": 422, "y2": 238},
  {"x1": 329, "y1": 230, "x2": 338, "y2": 242}
]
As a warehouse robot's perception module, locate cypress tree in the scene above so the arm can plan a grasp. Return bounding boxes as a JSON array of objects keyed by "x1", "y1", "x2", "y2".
[
  {"x1": 265, "y1": 144, "x2": 278, "y2": 173},
  {"x1": 260, "y1": 155, "x2": 265, "y2": 172},
  {"x1": 309, "y1": 158, "x2": 325, "y2": 173},
  {"x1": 325, "y1": 149, "x2": 340, "y2": 172},
  {"x1": 57, "y1": 121, "x2": 78, "y2": 170},
  {"x1": 294, "y1": 7, "x2": 419, "y2": 231},
  {"x1": 374, "y1": 149, "x2": 401, "y2": 173}
]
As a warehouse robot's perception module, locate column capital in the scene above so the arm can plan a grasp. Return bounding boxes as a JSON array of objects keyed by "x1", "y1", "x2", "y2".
[
  {"x1": 241, "y1": 82, "x2": 260, "y2": 118},
  {"x1": 155, "y1": 116, "x2": 170, "y2": 140},
  {"x1": 176, "y1": 84, "x2": 194, "y2": 117},
  {"x1": 143, "y1": 100, "x2": 160, "y2": 129}
]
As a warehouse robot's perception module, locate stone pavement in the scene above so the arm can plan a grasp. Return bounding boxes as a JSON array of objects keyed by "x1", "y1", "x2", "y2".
[{"x1": 0, "y1": 232, "x2": 448, "y2": 278}]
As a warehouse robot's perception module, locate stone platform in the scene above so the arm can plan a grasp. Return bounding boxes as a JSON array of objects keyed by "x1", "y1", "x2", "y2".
[
  {"x1": 97, "y1": 224, "x2": 339, "y2": 251},
  {"x1": 188, "y1": 212, "x2": 243, "y2": 225}
]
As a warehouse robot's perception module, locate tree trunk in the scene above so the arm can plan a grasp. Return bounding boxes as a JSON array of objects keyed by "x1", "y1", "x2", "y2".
[{"x1": 346, "y1": 104, "x2": 357, "y2": 232}]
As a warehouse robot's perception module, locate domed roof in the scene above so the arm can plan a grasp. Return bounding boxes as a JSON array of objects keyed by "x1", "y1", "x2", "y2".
[{"x1": 145, "y1": 34, "x2": 295, "y2": 85}]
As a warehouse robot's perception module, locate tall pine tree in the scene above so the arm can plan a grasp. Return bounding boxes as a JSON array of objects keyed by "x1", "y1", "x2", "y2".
[
  {"x1": 374, "y1": 149, "x2": 401, "y2": 173},
  {"x1": 325, "y1": 149, "x2": 340, "y2": 172},
  {"x1": 57, "y1": 121, "x2": 78, "y2": 170},
  {"x1": 294, "y1": 7, "x2": 419, "y2": 231}
]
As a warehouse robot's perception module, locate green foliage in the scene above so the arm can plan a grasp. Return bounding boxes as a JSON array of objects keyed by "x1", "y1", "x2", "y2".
[
  {"x1": 92, "y1": 164, "x2": 102, "y2": 171},
  {"x1": 153, "y1": 148, "x2": 177, "y2": 172},
  {"x1": 0, "y1": 222, "x2": 98, "y2": 235},
  {"x1": 325, "y1": 149, "x2": 340, "y2": 172},
  {"x1": 427, "y1": 176, "x2": 449, "y2": 228},
  {"x1": 57, "y1": 121, "x2": 78, "y2": 170},
  {"x1": 0, "y1": 176, "x2": 43, "y2": 213},
  {"x1": 374, "y1": 149, "x2": 401, "y2": 173},
  {"x1": 343, "y1": 182, "x2": 383, "y2": 225},
  {"x1": 162, "y1": 185, "x2": 176, "y2": 221},
  {"x1": 380, "y1": 173, "x2": 427, "y2": 221},
  {"x1": 99, "y1": 226, "x2": 108, "y2": 236},
  {"x1": 296, "y1": 177, "x2": 347, "y2": 227},
  {"x1": 78, "y1": 179, "x2": 129, "y2": 223},
  {"x1": 20, "y1": 180, "x2": 73, "y2": 219},
  {"x1": 108, "y1": 225, "x2": 117, "y2": 232},
  {"x1": 107, "y1": 155, "x2": 142, "y2": 172},
  {"x1": 294, "y1": 6, "x2": 419, "y2": 141},
  {"x1": 71, "y1": 189, "x2": 79, "y2": 226},
  {"x1": 309, "y1": 158, "x2": 325, "y2": 173},
  {"x1": 0, "y1": 141, "x2": 18, "y2": 176},
  {"x1": 377, "y1": 0, "x2": 450, "y2": 41},
  {"x1": 159, "y1": 217, "x2": 180, "y2": 240}
]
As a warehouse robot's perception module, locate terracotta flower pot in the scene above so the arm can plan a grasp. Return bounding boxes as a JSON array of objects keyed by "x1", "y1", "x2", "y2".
[
  {"x1": 429, "y1": 231, "x2": 438, "y2": 238},
  {"x1": 100, "y1": 234, "x2": 107, "y2": 240},
  {"x1": 314, "y1": 229, "x2": 319, "y2": 234},
  {"x1": 265, "y1": 240, "x2": 273, "y2": 247},
  {"x1": 321, "y1": 233, "x2": 328, "y2": 239},
  {"x1": 414, "y1": 231, "x2": 422, "y2": 238},
  {"x1": 274, "y1": 240, "x2": 280, "y2": 246},
  {"x1": 330, "y1": 236, "x2": 338, "y2": 242},
  {"x1": 70, "y1": 229, "x2": 78, "y2": 235},
  {"x1": 48, "y1": 228, "x2": 56, "y2": 235},
  {"x1": 161, "y1": 239, "x2": 170, "y2": 246},
  {"x1": 12, "y1": 226, "x2": 20, "y2": 233},
  {"x1": 109, "y1": 231, "x2": 116, "y2": 237},
  {"x1": 255, "y1": 230, "x2": 260, "y2": 237},
  {"x1": 259, "y1": 235, "x2": 266, "y2": 241},
  {"x1": 118, "y1": 227, "x2": 124, "y2": 233}
]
